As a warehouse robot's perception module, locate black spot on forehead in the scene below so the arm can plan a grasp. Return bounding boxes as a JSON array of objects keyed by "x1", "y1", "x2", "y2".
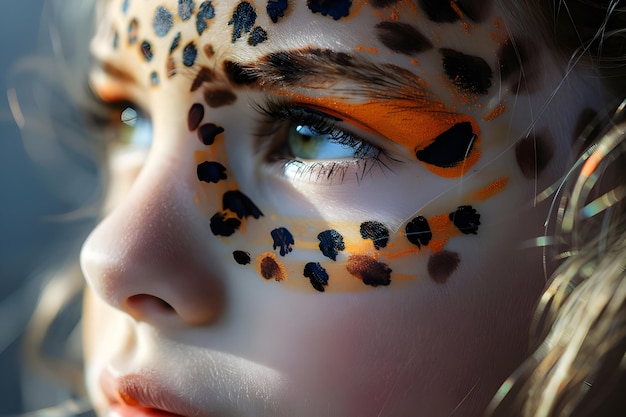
[
  {"x1": 415, "y1": 122, "x2": 476, "y2": 169},
  {"x1": 449, "y1": 206, "x2": 480, "y2": 234},
  {"x1": 153, "y1": 6, "x2": 174, "y2": 37},
  {"x1": 197, "y1": 161, "x2": 228, "y2": 183},
  {"x1": 150, "y1": 72, "x2": 160, "y2": 86},
  {"x1": 370, "y1": 0, "x2": 400, "y2": 8},
  {"x1": 307, "y1": 0, "x2": 352, "y2": 20},
  {"x1": 440, "y1": 48, "x2": 493, "y2": 95},
  {"x1": 122, "y1": 0, "x2": 130, "y2": 14},
  {"x1": 204, "y1": 89, "x2": 237, "y2": 108},
  {"x1": 198, "y1": 123, "x2": 224, "y2": 145},
  {"x1": 271, "y1": 227, "x2": 295, "y2": 256},
  {"x1": 418, "y1": 0, "x2": 461, "y2": 22},
  {"x1": 267, "y1": 0, "x2": 288, "y2": 23},
  {"x1": 223, "y1": 190, "x2": 264, "y2": 219},
  {"x1": 190, "y1": 67, "x2": 216, "y2": 92},
  {"x1": 210, "y1": 212, "x2": 241, "y2": 236},
  {"x1": 169, "y1": 32, "x2": 181, "y2": 54},
  {"x1": 514, "y1": 132, "x2": 554, "y2": 179},
  {"x1": 197, "y1": 1, "x2": 216, "y2": 35},
  {"x1": 497, "y1": 39, "x2": 538, "y2": 94},
  {"x1": 128, "y1": 19, "x2": 139, "y2": 44},
  {"x1": 405, "y1": 216, "x2": 432, "y2": 248},
  {"x1": 229, "y1": 2, "x2": 257, "y2": 43},
  {"x1": 375, "y1": 21, "x2": 433, "y2": 56},
  {"x1": 428, "y1": 250, "x2": 460, "y2": 283},
  {"x1": 179, "y1": 0, "x2": 195, "y2": 21},
  {"x1": 223, "y1": 61, "x2": 261, "y2": 86},
  {"x1": 141, "y1": 41, "x2": 154, "y2": 62},
  {"x1": 233, "y1": 250, "x2": 251, "y2": 265},
  {"x1": 183, "y1": 42, "x2": 198, "y2": 67},
  {"x1": 188, "y1": 103, "x2": 205, "y2": 131},
  {"x1": 304, "y1": 262, "x2": 329, "y2": 292},
  {"x1": 360, "y1": 221, "x2": 389, "y2": 250},
  {"x1": 248, "y1": 26, "x2": 268, "y2": 46},
  {"x1": 456, "y1": 0, "x2": 491, "y2": 22},
  {"x1": 318, "y1": 230, "x2": 345, "y2": 261},
  {"x1": 346, "y1": 255, "x2": 392, "y2": 287}
]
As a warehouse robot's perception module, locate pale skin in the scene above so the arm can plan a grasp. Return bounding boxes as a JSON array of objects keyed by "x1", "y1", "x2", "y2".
[{"x1": 81, "y1": 1, "x2": 609, "y2": 416}]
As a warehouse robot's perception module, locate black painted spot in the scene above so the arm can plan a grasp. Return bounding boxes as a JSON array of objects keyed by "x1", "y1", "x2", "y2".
[
  {"x1": 197, "y1": 161, "x2": 227, "y2": 183},
  {"x1": 223, "y1": 190, "x2": 264, "y2": 219},
  {"x1": 267, "y1": 0, "x2": 288, "y2": 23},
  {"x1": 141, "y1": 41, "x2": 154, "y2": 62},
  {"x1": 370, "y1": 0, "x2": 400, "y2": 7},
  {"x1": 317, "y1": 230, "x2": 345, "y2": 261},
  {"x1": 198, "y1": 123, "x2": 224, "y2": 145},
  {"x1": 456, "y1": 0, "x2": 489, "y2": 22},
  {"x1": 191, "y1": 67, "x2": 216, "y2": 92},
  {"x1": 233, "y1": 250, "x2": 251, "y2": 265},
  {"x1": 449, "y1": 206, "x2": 480, "y2": 234},
  {"x1": 514, "y1": 133, "x2": 554, "y2": 179},
  {"x1": 271, "y1": 227, "x2": 295, "y2": 256},
  {"x1": 440, "y1": 48, "x2": 493, "y2": 95},
  {"x1": 304, "y1": 262, "x2": 329, "y2": 292},
  {"x1": 188, "y1": 103, "x2": 205, "y2": 131},
  {"x1": 179, "y1": 0, "x2": 195, "y2": 21},
  {"x1": 307, "y1": 0, "x2": 352, "y2": 20},
  {"x1": 169, "y1": 32, "x2": 181, "y2": 54},
  {"x1": 405, "y1": 216, "x2": 432, "y2": 248},
  {"x1": 223, "y1": 61, "x2": 260, "y2": 86},
  {"x1": 248, "y1": 26, "x2": 268, "y2": 46},
  {"x1": 128, "y1": 19, "x2": 138, "y2": 44},
  {"x1": 112, "y1": 31, "x2": 119, "y2": 49},
  {"x1": 428, "y1": 250, "x2": 460, "y2": 283},
  {"x1": 204, "y1": 89, "x2": 237, "y2": 108},
  {"x1": 415, "y1": 122, "x2": 476, "y2": 169},
  {"x1": 122, "y1": 0, "x2": 130, "y2": 14},
  {"x1": 196, "y1": 1, "x2": 216, "y2": 35},
  {"x1": 418, "y1": 0, "x2": 461, "y2": 22},
  {"x1": 229, "y1": 2, "x2": 257, "y2": 43},
  {"x1": 347, "y1": 255, "x2": 392, "y2": 287},
  {"x1": 210, "y1": 212, "x2": 241, "y2": 236},
  {"x1": 150, "y1": 72, "x2": 160, "y2": 86},
  {"x1": 153, "y1": 6, "x2": 174, "y2": 37},
  {"x1": 260, "y1": 255, "x2": 286, "y2": 281},
  {"x1": 183, "y1": 42, "x2": 198, "y2": 67},
  {"x1": 360, "y1": 221, "x2": 389, "y2": 250},
  {"x1": 375, "y1": 21, "x2": 433, "y2": 55}
]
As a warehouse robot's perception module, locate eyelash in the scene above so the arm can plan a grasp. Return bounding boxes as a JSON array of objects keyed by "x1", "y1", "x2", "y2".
[{"x1": 253, "y1": 97, "x2": 396, "y2": 184}]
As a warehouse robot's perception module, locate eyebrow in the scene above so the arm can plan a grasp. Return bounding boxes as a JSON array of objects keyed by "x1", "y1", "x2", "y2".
[{"x1": 225, "y1": 47, "x2": 433, "y2": 104}]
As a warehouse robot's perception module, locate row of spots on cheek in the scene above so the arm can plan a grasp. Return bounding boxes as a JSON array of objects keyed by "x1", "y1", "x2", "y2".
[{"x1": 231, "y1": 203, "x2": 483, "y2": 292}]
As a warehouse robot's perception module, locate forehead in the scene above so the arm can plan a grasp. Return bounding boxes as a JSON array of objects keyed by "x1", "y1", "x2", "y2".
[{"x1": 93, "y1": 0, "x2": 506, "y2": 92}]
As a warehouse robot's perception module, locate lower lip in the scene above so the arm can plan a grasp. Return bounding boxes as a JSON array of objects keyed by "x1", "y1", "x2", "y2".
[{"x1": 109, "y1": 404, "x2": 185, "y2": 417}]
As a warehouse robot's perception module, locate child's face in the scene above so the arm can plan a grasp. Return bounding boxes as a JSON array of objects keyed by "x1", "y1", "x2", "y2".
[{"x1": 80, "y1": 1, "x2": 602, "y2": 416}]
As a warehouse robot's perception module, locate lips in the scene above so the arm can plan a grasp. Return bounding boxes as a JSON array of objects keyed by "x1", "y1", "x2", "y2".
[{"x1": 100, "y1": 371, "x2": 198, "y2": 417}]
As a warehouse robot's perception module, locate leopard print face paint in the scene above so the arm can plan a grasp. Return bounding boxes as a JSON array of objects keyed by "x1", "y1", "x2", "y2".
[{"x1": 90, "y1": 0, "x2": 591, "y2": 293}]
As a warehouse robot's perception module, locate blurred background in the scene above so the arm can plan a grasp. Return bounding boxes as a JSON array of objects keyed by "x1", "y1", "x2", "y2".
[{"x1": 1, "y1": 1, "x2": 99, "y2": 414}]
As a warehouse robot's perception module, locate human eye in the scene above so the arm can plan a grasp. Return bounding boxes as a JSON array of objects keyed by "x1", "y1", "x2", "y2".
[
  {"x1": 255, "y1": 98, "x2": 395, "y2": 184},
  {"x1": 83, "y1": 83, "x2": 153, "y2": 152}
]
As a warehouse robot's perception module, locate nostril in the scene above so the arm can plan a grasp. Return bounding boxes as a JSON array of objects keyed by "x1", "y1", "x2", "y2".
[{"x1": 126, "y1": 294, "x2": 177, "y2": 320}]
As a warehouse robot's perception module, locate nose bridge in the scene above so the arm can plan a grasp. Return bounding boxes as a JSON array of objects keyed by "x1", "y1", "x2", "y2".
[{"x1": 81, "y1": 137, "x2": 226, "y2": 325}]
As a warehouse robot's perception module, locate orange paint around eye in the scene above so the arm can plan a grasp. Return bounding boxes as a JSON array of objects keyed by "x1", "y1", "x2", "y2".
[
  {"x1": 471, "y1": 177, "x2": 509, "y2": 201},
  {"x1": 482, "y1": 103, "x2": 506, "y2": 121},
  {"x1": 286, "y1": 93, "x2": 481, "y2": 178}
]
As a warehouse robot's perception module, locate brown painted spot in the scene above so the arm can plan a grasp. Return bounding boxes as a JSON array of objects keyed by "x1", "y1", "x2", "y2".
[
  {"x1": 166, "y1": 57, "x2": 177, "y2": 78},
  {"x1": 204, "y1": 44, "x2": 215, "y2": 58},
  {"x1": 258, "y1": 253, "x2": 286, "y2": 282},
  {"x1": 204, "y1": 89, "x2": 237, "y2": 108},
  {"x1": 346, "y1": 255, "x2": 392, "y2": 287},
  {"x1": 427, "y1": 250, "x2": 460, "y2": 283},
  {"x1": 190, "y1": 67, "x2": 216, "y2": 92},
  {"x1": 187, "y1": 103, "x2": 204, "y2": 131},
  {"x1": 514, "y1": 132, "x2": 554, "y2": 179}
]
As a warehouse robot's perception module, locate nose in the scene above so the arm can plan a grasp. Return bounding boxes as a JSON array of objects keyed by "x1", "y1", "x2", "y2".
[{"x1": 80, "y1": 149, "x2": 225, "y2": 326}]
